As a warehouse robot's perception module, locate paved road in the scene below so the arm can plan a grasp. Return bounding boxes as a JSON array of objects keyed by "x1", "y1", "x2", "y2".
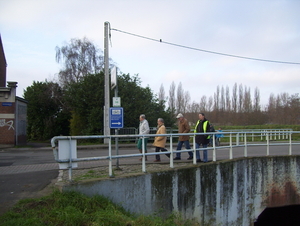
[{"x1": 0, "y1": 142, "x2": 299, "y2": 215}]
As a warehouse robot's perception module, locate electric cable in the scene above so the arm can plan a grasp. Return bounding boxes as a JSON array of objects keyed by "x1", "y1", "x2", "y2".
[{"x1": 111, "y1": 28, "x2": 300, "y2": 65}]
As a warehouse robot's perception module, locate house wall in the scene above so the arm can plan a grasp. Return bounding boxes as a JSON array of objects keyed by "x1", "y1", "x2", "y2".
[{"x1": 0, "y1": 82, "x2": 19, "y2": 145}]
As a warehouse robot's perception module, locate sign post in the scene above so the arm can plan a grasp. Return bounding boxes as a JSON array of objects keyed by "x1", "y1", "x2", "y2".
[{"x1": 110, "y1": 107, "x2": 123, "y2": 129}]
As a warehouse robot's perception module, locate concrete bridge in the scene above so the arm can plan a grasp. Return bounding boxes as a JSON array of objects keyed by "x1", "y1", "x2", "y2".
[{"x1": 63, "y1": 155, "x2": 300, "y2": 225}]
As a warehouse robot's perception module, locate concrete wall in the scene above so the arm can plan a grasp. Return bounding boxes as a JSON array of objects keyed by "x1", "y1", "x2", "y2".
[{"x1": 63, "y1": 156, "x2": 300, "y2": 226}]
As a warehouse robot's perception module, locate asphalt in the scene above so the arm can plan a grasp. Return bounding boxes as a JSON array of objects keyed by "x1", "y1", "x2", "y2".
[{"x1": 0, "y1": 142, "x2": 142, "y2": 215}]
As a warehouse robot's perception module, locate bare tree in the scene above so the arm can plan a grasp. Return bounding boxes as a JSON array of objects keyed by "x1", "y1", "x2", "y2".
[
  {"x1": 213, "y1": 85, "x2": 220, "y2": 111},
  {"x1": 207, "y1": 96, "x2": 213, "y2": 112},
  {"x1": 267, "y1": 93, "x2": 276, "y2": 123},
  {"x1": 238, "y1": 84, "x2": 243, "y2": 113},
  {"x1": 253, "y1": 87, "x2": 261, "y2": 112},
  {"x1": 55, "y1": 37, "x2": 105, "y2": 86},
  {"x1": 232, "y1": 83, "x2": 238, "y2": 113},
  {"x1": 168, "y1": 81, "x2": 176, "y2": 115},
  {"x1": 220, "y1": 86, "x2": 225, "y2": 112},
  {"x1": 200, "y1": 95, "x2": 207, "y2": 112},
  {"x1": 158, "y1": 83, "x2": 166, "y2": 106},
  {"x1": 243, "y1": 86, "x2": 252, "y2": 113},
  {"x1": 176, "y1": 82, "x2": 184, "y2": 114},
  {"x1": 225, "y1": 85, "x2": 231, "y2": 112},
  {"x1": 182, "y1": 90, "x2": 191, "y2": 114}
]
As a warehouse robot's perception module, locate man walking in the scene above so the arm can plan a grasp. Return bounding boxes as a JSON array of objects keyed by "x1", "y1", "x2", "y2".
[
  {"x1": 137, "y1": 114, "x2": 150, "y2": 161},
  {"x1": 174, "y1": 113, "x2": 193, "y2": 160},
  {"x1": 194, "y1": 113, "x2": 210, "y2": 163}
]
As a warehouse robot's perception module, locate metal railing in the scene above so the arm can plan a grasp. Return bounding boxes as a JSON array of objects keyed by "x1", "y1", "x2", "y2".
[{"x1": 51, "y1": 129, "x2": 300, "y2": 181}]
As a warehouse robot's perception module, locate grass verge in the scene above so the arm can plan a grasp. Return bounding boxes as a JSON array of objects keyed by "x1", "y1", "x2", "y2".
[{"x1": 0, "y1": 189, "x2": 200, "y2": 226}]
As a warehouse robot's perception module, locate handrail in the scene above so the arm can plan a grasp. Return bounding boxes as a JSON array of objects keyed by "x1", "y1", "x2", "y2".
[{"x1": 51, "y1": 130, "x2": 300, "y2": 181}]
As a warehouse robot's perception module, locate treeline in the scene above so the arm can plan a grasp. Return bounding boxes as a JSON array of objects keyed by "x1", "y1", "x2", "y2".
[
  {"x1": 24, "y1": 37, "x2": 299, "y2": 141},
  {"x1": 159, "y1": 82, "x2": 299, "y2": 126}
]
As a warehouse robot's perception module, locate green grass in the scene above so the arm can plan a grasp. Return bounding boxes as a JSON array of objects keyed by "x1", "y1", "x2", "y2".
[{"x1": 0, "y1": 189, "x2": 200, "y2": 226}]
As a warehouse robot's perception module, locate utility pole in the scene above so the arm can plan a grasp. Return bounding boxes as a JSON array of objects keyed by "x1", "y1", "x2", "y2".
[{"x1": 104, "y1": 21, "x2": 110, "y2": 143}]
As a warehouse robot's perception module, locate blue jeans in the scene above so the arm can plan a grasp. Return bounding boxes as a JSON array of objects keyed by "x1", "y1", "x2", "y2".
[
  {"x1": 196, "y1": 143, "x2": 208, "y2": 162},
  {"x1": 176, "y1": 140, "x2": 193, "y2": 158}
]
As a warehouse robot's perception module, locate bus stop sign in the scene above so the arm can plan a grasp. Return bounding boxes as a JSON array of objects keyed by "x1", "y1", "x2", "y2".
[{"x1": 110, "y1": 107, "x2": 123, "y2": 128}]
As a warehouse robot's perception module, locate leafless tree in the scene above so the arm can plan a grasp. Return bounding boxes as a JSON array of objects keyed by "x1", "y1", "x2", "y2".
[
  {"x1": 158, "y1": 83, "x2": 166, "y2": 106},
  {"x1": 232, "y1": 83, "x2": 238, "y2": 113},
  {"x1": 243, "y1": 86, "x2": 252, "y2": 113},
  {"x1": 238, "y1": 84, "x2": 243, "y2": 113},
  {"x1": 176, "y1": 82, "x2": 184, "y2": 114},
  {"x1": 55, "y1": 37, "x2": 106, "y2": 87},
  {"x1": 220, "y1": 86, "x2": 225, "y2": 112},
  {"x1": 207, "y1": 96, "x2": 213, "y2": 112},
  {"x1": 168, "y1": 81, "x2": 176, "y2": 115},
  {"x1": 225, "y1": 85, "x2": 231, "y2": 112},
  {"x1": 200, "y1": 95, "x2": 207, "y2": 112},
  {"x1": 213, "y1": 85, "x2": 220, "y2": 111},
  {"x1": 182, "y1": 90, "x2": 191, "y2": 114},
  {"x1": 253, "y1": 87, "x2": 261, "y2": 112}
]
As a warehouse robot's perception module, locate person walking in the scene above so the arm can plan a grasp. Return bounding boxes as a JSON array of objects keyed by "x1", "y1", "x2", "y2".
[
  {"x1": 153, "y1": 118, "x2": 170, "y2": 162},
  {"x1": 137, "y1": 114, "x2": 150, "y2": 161},
  {"x1": 174, "y1": 113, "x2": 193, "y2": 160},
  {"x1": 194, "y1": 113, "x2": 211, "y2": 163},
  {"x1": 216, "y1": 127, "x2": 224, "y2": 146}
]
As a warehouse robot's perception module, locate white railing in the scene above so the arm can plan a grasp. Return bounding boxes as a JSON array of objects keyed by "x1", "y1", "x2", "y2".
[{"x1": 51, "y1": 130, "x2": 300, "y2": 181}]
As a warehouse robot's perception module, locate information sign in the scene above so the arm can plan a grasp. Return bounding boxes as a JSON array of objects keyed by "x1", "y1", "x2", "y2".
[{"x1": 110, "y1": 107, "x2": 123, "y2": 128}]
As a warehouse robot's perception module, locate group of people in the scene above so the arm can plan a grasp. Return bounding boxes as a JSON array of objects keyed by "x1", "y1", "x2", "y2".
[{"x1": 137, "y1": 113, "x2": 216, "y2": 163}]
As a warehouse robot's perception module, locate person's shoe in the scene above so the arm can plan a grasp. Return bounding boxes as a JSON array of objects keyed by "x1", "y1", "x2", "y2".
[
  {"x1": 197, "y1": 159, "x2": 202, "y2": 163},
  {"x1": 187, "y1": 156, "x2": 193, "y2": 160},
  {"x1": 154, "y1": 159, "x2": 161, "y2": 162},
  {"x1": 173, "y1": 157, "x2": 181, "y2": 160}
]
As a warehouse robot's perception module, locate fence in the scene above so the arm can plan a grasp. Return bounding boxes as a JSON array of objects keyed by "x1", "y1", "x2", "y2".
[{"x1": 51, "y1": 129, "x2": 300, "y2": 181}]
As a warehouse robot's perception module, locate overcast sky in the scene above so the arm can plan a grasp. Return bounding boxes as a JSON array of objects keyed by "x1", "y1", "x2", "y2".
[{"x1": 1, "y1": 0, "x2": 299, "y2": 107}]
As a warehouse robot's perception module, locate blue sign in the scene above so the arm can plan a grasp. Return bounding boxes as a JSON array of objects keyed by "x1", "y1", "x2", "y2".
[
  {"x1": 110, "y1": 107, "x2": 123, "y2": 128},
  {"x1": 2, "y1": 102, "x2": 13, "y2": 106}
]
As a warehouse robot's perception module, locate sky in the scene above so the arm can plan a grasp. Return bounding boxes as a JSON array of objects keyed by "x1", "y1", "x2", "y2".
[{"x1": 1, "y1": 0, "x2": 300, "y2": 108}]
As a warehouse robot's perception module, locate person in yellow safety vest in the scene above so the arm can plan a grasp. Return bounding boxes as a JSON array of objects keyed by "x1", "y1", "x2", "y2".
[{"x1": 194, "y1": 113, "x2": 211, "y2": 163}]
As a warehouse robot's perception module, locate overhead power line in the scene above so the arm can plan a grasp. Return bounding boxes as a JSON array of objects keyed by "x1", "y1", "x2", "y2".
[{"x1": 111, "y1": 28, "x2": 300, "y2": 65}]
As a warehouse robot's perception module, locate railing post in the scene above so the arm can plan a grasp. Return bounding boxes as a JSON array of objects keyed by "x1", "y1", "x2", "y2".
[
  {"x1": 236, "y1": 133, "x2": 239, "y2": 146},
  {"x1": 270, "y1": 130, "x2": 273, "y2": 141},
  {"x1": 213, "y1": 134, "x2": 216, "y2": 162},
  {"x1": 193, "y1": 135, "x2": 196, "y2": 164},
  {"x1": 244, "y1": 133, "x2": 247, "y2": 157},
  {"x1": 68, "y1": 137, "x2": 73, "y2": 181},
  {"x1": 266, "y1": 133, "x2": 270, "y2": 156},
  {"x1": 229, "y1": 133, "x2": 233, "y2": 159},
  {"x1": 289, "y1": 132, "x2": 292, "y2": 155},
  {"x1": 142, "y1": 137, "x2": 146, "y2": 173},
  {"x1": 170, "y1": 134, "x2": 174, "y2": 168},
  {"x1": 108, "y1": 137, "x2": 114, "y2": 178}
]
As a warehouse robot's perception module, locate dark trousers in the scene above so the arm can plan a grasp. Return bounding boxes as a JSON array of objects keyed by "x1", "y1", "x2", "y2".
[
  {"x1": 175, "y1": 140, "x2": 193, "y2": 158},
  {"x1": 155, "y1": 147, "x2": 170, "y2": 160}
]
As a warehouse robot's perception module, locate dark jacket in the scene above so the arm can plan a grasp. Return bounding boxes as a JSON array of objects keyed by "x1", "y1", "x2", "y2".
[{"x1": 194, "y1": 118, "x2": 210, "y2": 145}]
